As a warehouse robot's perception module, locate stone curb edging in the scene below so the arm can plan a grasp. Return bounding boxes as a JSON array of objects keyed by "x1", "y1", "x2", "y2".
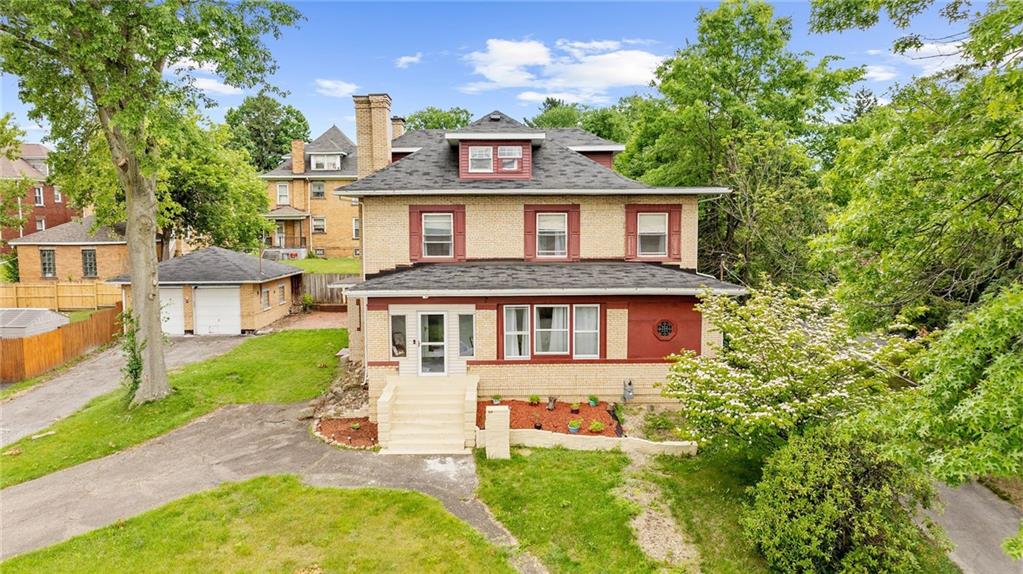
[{"x1": 476, "y1": 426, "x2": 697, "y2": 456}]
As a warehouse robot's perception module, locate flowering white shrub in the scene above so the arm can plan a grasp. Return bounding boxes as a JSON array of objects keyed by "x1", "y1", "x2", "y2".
[{"x1": 663, "y1": 282, "x2": 892, "y2": 449}]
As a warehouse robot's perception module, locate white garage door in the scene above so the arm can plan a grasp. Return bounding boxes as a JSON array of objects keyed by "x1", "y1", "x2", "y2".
[
  {"x1": 159, "y1": 287, "x2": 185, "y2": 336},
  {"x1": 193, "y1": 286, "x2": 242, "y2": 335}
]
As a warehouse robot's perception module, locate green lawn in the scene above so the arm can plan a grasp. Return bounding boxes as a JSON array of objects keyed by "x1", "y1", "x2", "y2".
[
  {"x1": 0, "y1": 329, "x2": 345, "y2": 488},
  {"x1": 64, "y1": 309, "x2": 97, "y2": 323},
  {"x1": 288, "y1": 257, "x2": 361, "y2": 274},
  {"x1": 475, "y1": 447, "x2": 659, "y2": 573},
  {"x1": 1, "y1": 475, "x2": 514, "y2": 573}
]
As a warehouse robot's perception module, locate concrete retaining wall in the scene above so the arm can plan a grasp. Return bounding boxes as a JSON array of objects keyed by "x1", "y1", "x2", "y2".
[{"x1": 475, "y1": 427, "x2": 697, "y2": 456}]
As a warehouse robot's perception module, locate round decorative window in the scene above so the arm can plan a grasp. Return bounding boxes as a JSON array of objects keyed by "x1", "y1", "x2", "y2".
[{"x1": 654, "y1": 319, "x2": 676, "y2": 341}]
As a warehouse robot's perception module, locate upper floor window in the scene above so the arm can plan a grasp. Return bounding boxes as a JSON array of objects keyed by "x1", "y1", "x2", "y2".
[
  {"x1": 40, "y1": 248, "x2": 56, "y2": 278},
  {"x1": 312, "y1": 216, "x2": 326, "y2": 234},
  {"x1": 311, "y1": 181, "x2": 325, "y2": 199},
  {"x1": 536, "y1": 213, "x2": 568, "y2": 258},
  {"x1": 468, "y1": 146, "x2": 493, "y2": 173},
  {"x1": 81, "y1": 248, "x2": 97, "y2": 277},
  {"x1": 637, "y1": 213, "x2": 668, "y2": 257},
  {"x1": 276, "y1": 182, "x2": 289, "y2": 205},
  {"x1": 53, "y1": 189, "x2": 62, "y2": 203},
  {"x1": 422, "y1": 213, "x2": 453, "y2": 257},
  {"x1": 36, "y1": 217, "x2": 45, "y2": 231},
  {"x1": 498, "y1": 146, "x2": 522, "y2": 171},
  {"x1": 311, "y1": 154, "x2": 340, "y2": 171},
  {"x1": 34, "y1": 186, "x2": 44, "y2": 206}
]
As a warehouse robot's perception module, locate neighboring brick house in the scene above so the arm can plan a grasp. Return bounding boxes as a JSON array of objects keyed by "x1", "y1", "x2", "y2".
[
  {"x1": 339, "y1": 97, "x2": 745, "y2": 454},
  {"x1": 260, "y1": 126, "x2": 363, "y2": 259},
  {"x1": 1, "y1": 143, "x2": 77, "y2": 252}
]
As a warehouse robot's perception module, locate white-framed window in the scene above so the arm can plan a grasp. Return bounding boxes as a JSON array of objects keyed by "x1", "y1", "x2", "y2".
[
  {"x1": 536, "y1": 212, "x2": 568, "y2": 258},
  {"x1": 310, "y1": 181, "x2": 325, "y2": 199},
  {"x1": 352, "y1": 217, "x2": 361, "y2": 240},
  {"x1": 498, "y1": 145, "x2": 522, "y2": 171},
  {"x1": 314, "y1": 248, "x2": 325, "y2": 257},
  {"x1": 261, "y1": 288, "x2": 271, "y2": 310},
  {"x1": 390, "y1": 315, "x2": 407, "y2": 358},
  {"x1": 534, "y1": 305, "x2": 569, "y2": 355},
  {"x1": 422, "y1": 213, "x2": 453, "y2": 257},
  {"x1": 34, "y1": 186, "x2": 44, "y2": 206},
  {"x1": 53, "y1": 189, "x2": 62, "y2": 203},
  {"x1": 40, "y1": 248, "x2": 56, "y2": 278},
  {"x1": 504, "y1": 305, "x2": 530, "y2": 359},
  {"x1": 276, "y1": 182, "x2": 290, "y2": 204},
  {"x1": 573, "y1": 304, "x2": 600, "y2": 358},
  {"x1": 637, "y1": 212, "x2": 668, "y2": 256},
  {"x1": 459, "y1": 313, "x2": 475, "y2": 358},
  {"x1": 35, "y1": 217, "x2": 45, "y2": 231},
  {"x1": 312, "y1": 216, "x2": 326, "y2": 234},
  {"x1": 468, "y1": 146, "x2": 493, "y2": 173},
  {"x1": 277, "y1": 284, "x2": 286, "y2": 305},
  {"x1": 81, "y1": 248, "x2": 98, "y2": 278},
  {"x1": 311, "y1": 154, "x2": 341, "y2": 171}
]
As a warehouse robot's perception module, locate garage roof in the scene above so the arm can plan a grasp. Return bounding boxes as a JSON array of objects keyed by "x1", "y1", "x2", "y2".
[
  {"x1": 0, "y1": 308, "x2": 70, "y2": 339},
  {"x1": 108, "y1": 247, "x2": 303, "y2": 285}
]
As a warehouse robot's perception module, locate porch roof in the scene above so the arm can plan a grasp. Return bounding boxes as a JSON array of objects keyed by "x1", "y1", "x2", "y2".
[
  {"x1": 264, "y1": 206, "x2": 309, "y2": 220},
  {"x1": 346, "y1": 261, "x2": 746, "y2": 297}
]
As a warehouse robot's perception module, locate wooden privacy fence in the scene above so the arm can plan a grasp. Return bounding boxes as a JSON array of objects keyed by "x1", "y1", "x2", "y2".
[
  {"x1": 0, "y1": 281, "x2": 121, "y2": 310},
  {"x1": 301, "y1": 273, "x2": 358, "y2": 305},
  {"x1": 1, "y1": 303, "x2": 122, "y2": 384}
]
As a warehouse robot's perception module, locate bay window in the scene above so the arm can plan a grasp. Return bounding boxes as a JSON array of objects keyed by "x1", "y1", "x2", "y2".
[
  {"x1": 637, "y1": 212, "x2": 668, "y2": 256},
  {"x1": 422, "y1": 213, "x2": 453, "y2": 257},
  {"x1": 503, "y1": 306, "x2": 530, "y2": 359},
  {"x1": 573, "y1": 305, "x2": 600, "y2": 358},
  {"x1": 534, "y1": 305, "x2": 569, "y2": 354},
  {"x1": 536, "y1": 213, "x2": 568, "y2": 258}
]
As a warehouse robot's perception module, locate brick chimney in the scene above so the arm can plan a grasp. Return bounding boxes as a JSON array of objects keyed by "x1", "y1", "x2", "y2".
[
  {"x1": 353, "y1": 93, "x2": 392, "y2": 178},
  {"x1": 391, "y1": 116, "x2": 406, "y2": 140},
  {"x1": 291, "y1": 140, "x2": 305, "y2": 175}
]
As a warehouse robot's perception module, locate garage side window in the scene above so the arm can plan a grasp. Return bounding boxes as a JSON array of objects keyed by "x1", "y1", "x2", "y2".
[
  {"x1": 261, "y1": 288, "x2": 271, "y2": 310},
  {"x1": 40, "y1": 249, "x2": 56, "y2": 278},
  {"x1": 81, "y1": 248, "x2": 98, "y2": 278},
  {"x1": 277, "y1": 284, "x2": 286, "y2": 305}
]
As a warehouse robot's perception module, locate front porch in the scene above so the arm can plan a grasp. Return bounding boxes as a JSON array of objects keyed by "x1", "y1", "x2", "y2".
[{"x1": 264, "y1": 208, "x2": 309, "y2": 260}]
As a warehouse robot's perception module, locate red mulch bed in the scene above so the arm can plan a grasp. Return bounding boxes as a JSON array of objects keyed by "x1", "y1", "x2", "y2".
[
  {"x1": 316, "y1": 417, "x2": 378, "y2": 448},
  {"x1": 476, "y1": 399, "x2": 618, "y2": 437}
]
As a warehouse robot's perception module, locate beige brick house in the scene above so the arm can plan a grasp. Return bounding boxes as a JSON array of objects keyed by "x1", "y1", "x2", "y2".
[{"x1": 341, "y1": 96, "x2": 745, "y2": 453}]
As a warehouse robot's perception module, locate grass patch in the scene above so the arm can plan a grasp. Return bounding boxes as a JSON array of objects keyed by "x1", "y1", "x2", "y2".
[
  {"x1": 475, "y1": 447, "x2": 658, "y2": 573},
  {"x1": 1, "y1": 475, "x2": 514, "y2": 573},
  {"x1": 63, "y1": 309, "x2": 97, "y2": 323},
  {"x1": 288, "y1": 257, "x2": 361, "y2": 274},
  {"x1": 0, "y1": 329, "x2": 345, "y2": 488}
]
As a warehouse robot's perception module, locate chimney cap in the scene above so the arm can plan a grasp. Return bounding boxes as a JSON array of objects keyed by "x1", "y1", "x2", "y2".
[{"x1": 391, "y1": 116, "x2": 406, "y2": 122}]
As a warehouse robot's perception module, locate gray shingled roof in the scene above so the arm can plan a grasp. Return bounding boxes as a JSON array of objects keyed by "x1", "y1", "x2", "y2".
[
  {"x1": 108, "y1": 247, "x2": 302, "y2": 284},
  {"x1": 448, "y1": 111, "x2": 544, "y2": 134},
  {"x1": 390, "y1": 124, "x2": 621, "y2": 150},
  {"x1": 265, "y1": 205, "x2": 308, "y2": 218},
  {"x1": 262, "y1": 125, "x2": 358, "y2": 179},
  {"x1": 348, "y1": 261, "x2": 746, "y2": 296},
  {"x1": 8, "y1": 215, "x2": 128, "y2": 245}
]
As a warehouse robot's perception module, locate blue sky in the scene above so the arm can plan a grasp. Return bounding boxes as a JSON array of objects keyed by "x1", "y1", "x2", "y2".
[{"x1": 1, "y1": 1, "x2": 962, "y2": 143}]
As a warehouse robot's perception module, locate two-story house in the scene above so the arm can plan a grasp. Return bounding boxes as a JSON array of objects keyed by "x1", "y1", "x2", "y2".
[
  {"x1": 338, "y1": 95, "x2": 744, "y2": 453},
  {"x1": 260, "y1": 126, "x2": 363, "y2": 259},
  {"x1": 1, "y1": 143, "x2": 77, "y2": 252}
]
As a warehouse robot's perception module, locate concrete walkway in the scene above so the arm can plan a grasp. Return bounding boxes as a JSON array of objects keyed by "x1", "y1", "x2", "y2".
[
  {"x1": 0, "y1": 403, "x2": 513, "y2": 559},
  {"x1": 0, "y1": 336, "x2": 244, "y2": 447},
  {"x1": 931, "y1": 482, "x2": 1023, "y2": 574}
]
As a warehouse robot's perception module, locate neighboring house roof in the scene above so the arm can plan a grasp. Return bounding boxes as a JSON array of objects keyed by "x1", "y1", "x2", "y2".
[
  {"x1": 108, "y1": 246, "x2": 303, "y2": 285},
  {"x1": 19, "y1": 143, "x2": 50, "y2": 160},
  {"x1": 347, "y1": 261, "x2": 747, "y2": 297},
  {"x1": 8, "y1": 215, "x2": 129, "y2": 245},
  {"x1": 0, "y1": 156, "x2": 45, "y2": 180},
  {"x1": 262, "y1": 125, "x2": 358, "y2": 180},
  {"x1": 341, "y1": 111, "x2": 725, "y2": 196},
  {"x1": 265, "y1": 205, "x2": 309, "y2": 219}
]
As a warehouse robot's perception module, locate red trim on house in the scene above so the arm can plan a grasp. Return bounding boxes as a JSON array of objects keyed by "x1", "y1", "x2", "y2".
[
  {"x1": 625, "y1": 204, "x2": 682, "y2": 263},
  {"x1": 523, "y1": 204, "x2": 580, "y2": 262},
  {"x1": 467, "y1": 358, "x2": 672, "y2": 366},
  {"x1": 579, "y1": 151, "x2": 615, "y2": 169},
  {"x1": 367, "y1": 361, "x2": 400, "y2": 367},
  {"x1": 366, "y1": 295, "x2": 692, "y2": 308},
  {"x1": 408, "y1": 204, "x2": 466, "y2": 263},
  {"x1": 458, "y1": 141, "x2": 532, "y2": 180}
]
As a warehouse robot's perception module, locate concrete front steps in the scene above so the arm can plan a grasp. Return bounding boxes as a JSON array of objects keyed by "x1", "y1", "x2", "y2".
[{"x1": 378, "y1": 375, "x2": 478, "y2": 455}]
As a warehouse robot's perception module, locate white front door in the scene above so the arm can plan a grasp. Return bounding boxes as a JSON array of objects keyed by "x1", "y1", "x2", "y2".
[
  {"x1": 418, "y1": 312, "x2": 447, "y2": 375},
  {"x1": 193, "y1": 287, "x2": 242, "y2": 335},
  {"x1": 159, "y1": 287, "x2": 185, "y2": 335},
  {"x1": 275, "y1": 224, "x2": 285, "y2": 247}
]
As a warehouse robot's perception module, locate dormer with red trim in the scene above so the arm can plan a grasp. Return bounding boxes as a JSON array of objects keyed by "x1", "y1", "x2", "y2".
[{"x1": 445, "y1": 112, "x2": 545, "y2": 180}]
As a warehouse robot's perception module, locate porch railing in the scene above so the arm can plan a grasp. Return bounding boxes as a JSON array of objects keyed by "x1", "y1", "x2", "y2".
[{"x1": 266, "y1": 235, "x2": 306, "y2": 249}]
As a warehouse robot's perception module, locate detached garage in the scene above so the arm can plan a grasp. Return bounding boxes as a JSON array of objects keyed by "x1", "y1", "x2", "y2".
[{"x1": 110, "y1": 247, "x2": 303, "y2": 335}]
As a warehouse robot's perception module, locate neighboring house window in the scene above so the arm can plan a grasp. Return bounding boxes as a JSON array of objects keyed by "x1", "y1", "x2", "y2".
[
  {"x1": 276, "y1": 182, "x2": 289, "y2": 204},
  {"x1": 81, "y1": 248, "x2": 98, "y2": 277},
  {"x1": 35, "y1": 217, "x2": 45, "y2": 231},
  {"x1": 468, "y1": 146, "x2": 493, "y2": 173},
  {"x1": 311, "y1": 154, "x2": 340, "y2": 171},
  {"x1": 277, "y1": 284, "x2": 286, "y2": 305},
  {"x1": 40, "y1": 248, "x2": 56, "y2": 278},
  {"x1": 34, "y1": 186, "x2": 44, "y2": 206},
  {"x1": 352, "y1": 217, "x2": 360, "y2": 240},
  {"x1": 422, "y1": 213, "x2": 453, "y2": 257},
  {"x1": 312, "y1": 217, "x2": 326, "y2": 234},
  {"x1": 53, "y1": 189, "x2": 62, "y2": 203},
  {"x1": 573, "y1": 304, "x2": 600, "y2": 358},
  {"x1": 637, "y1": 213, "x2": 668, "y2": 256},
  {"x1": 311, "y1": 181, "x2": 325, "y2": 199},
  {"x1": 314, "y1": 248, "x2": 325, "y2": 257},
  {"x1": 497, "y1": 145, "x2": 522, "y2": 171},
  {"x1": 504, "y1": 305, "x2": 530, "y2": 359},
  {"x1": 534, "y1": 305, "x2": 569, "y2": 355},
  {"x1": 261, "y1": 288, "x2": 271, "y2": 310},
  {"x1": 390, "y1": 315, "x2": 407, "y2": 357},
  {"x1": 354, "y1": 248, "x2": 361, "y2": 257},
  {"x1": 458, "y1": 314, "x2": 475, "y2": 358},
  {"x1": 536, "y1": 212, "x2": 568, "y2": 258}
]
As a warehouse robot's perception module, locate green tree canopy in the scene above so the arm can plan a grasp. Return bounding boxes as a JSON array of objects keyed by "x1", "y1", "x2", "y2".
[
  {"x1": 404, "y1": 106, "x2": 472, "y2": 131},
  {"x1": 0, "y1": 113, "x2": 29, "y2": 232},
  {"x1": 225, "y1": 94, "x2": 310, "y2": 172},
  {"x1": 526, "y1": 98, "x2": 584, "y2": 128}
]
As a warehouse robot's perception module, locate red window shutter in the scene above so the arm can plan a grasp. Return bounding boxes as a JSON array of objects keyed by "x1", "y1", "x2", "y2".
[
  {"x1": 568, "y1": 206, "x2": 581, "y2": 261},
  {"x1": 523, "y1": 206, "x2": 537, "y2": 260},
  {"x1": 668, "y1": 206, "x2": 682, "y2": 260},
  {"x1": 625, "y1": 205, "x2": 638, "y2": 260},
  {"x1": 408, "y1": 206, "x2": 422, "y2": 261},
  {"x1": 454, "y1": 206, "x2": 466, "y2": 261}
]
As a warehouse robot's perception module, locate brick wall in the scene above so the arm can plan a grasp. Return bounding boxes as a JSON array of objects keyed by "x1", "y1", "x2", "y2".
[
  {"x1": 0, "y1": 183, "x2": 77, "y2": 252},
  {"x1": 18, "y1": 244, "x2": 133, "y2": 282},
  {"x1": 264, "y1": 178, "x2": 361, "y2": 258}
]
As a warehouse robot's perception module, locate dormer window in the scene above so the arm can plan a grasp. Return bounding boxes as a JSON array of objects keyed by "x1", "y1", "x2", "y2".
[
  {"x1": 311, "y1": 154, "x2": 341, "y2": 171},
  {"x1": 498, "y1": 146, "x2": 522, "y2": 171},
  {"x1": 460, "y1": 142, "x2": 530, "y2": 179},
  {"x1": 468, "y1": 147, "x2": 493, "y2": 173}
]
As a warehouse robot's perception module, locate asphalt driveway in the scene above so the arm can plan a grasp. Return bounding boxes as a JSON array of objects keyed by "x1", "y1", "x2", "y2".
[{"x1": 0, "y1": 336, "x2": 244, "y2": 447}]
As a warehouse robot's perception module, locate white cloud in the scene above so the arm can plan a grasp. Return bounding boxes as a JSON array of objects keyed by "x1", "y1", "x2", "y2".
[
  {"x1": 395, "y1": 52, "x2": 423, "y2": 69},
  {"x1": 314, "y1": 79, "x2": 358, "y2": 98},
  {"x1": 192, "y1": 77, "x2": 242, "y2": 95},
  {"x1": 461, "y1": 38, "x2": 662, "y2": 104},
  {"x1": 168, "y1": 57, "x2": 218, "y2": 74},
  {"x1": 864, "y1": 65, "x2": 897, "y2": 82},
  {"x1": 899, "y1": 41, "x2": 966, "y2": 75},
  {"x1": 865, "y1": 49, "x2": 885, "y2": 56}
]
